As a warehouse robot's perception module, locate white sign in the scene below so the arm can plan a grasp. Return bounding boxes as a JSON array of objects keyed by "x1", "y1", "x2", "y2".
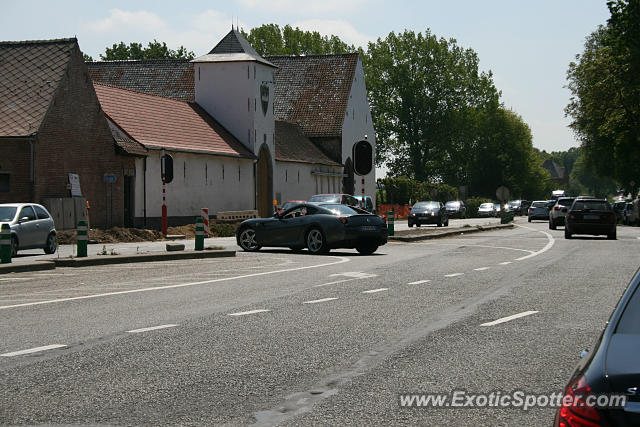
[{"x1": 68, "y1": 173, "x2": 82, "y2": 197}]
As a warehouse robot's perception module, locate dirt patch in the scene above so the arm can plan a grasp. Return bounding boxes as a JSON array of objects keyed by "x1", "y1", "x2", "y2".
[{"x1": 56, "y1": 222, "x2": 241, "y2": 244}]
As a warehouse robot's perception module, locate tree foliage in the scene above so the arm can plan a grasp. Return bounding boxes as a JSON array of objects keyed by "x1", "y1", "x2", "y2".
[
  {"x1": 99, "y1": 40, "x2": 195, "y2": 60},
  {"x1": 566, "y1": 0, "x2": 640, "y2": 196},
  {"x1": 242, "y1": 24, "x2": 357, "y2": 56}
]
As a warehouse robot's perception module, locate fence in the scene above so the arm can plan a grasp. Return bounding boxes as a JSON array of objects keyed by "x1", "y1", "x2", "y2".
[{"x1": 42, "y1": 197, "x2": 87, "y2": 231}]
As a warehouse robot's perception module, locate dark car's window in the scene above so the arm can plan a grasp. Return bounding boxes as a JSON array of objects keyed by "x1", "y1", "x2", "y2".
[
  {"x1": 479, "y1": 203, "x2": 494, "y2": 209},
  {"x1": 18, "y1": 206, "x2": 36, "y2": 221},
  {"x1": 531, "y1": 201, "x2": 547, "y2": 208},
  {"x1": 616, "y1": 284, "x2": 640, "y2": 334},
  {"x1": 320, "y1": 204, "x2": 360, "y2": 216},
  {"x1": 308, "y1": 195, "x2": 341, "y2": 203},
  {"x1": 414, "y1": 202, "x2": 439, "y2": 209},
  {"x1": 34, "y1": 205, "x2": 50, "y2": 219},
  {"x1": 572, "y1": 201, "x2": 610, "y2": 211},
  {"x1": 446, "y1": 201, "x2": 460, "y2": 208},
  {"x1": 283, "y1": 205, "x2": 318, "y2": 218},
  {"x1": 0, "y1": 206, "x2": 17, "y2": 222}
]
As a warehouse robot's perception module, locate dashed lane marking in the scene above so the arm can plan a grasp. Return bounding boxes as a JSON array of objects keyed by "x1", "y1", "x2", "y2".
[
  {"x1": 126, "y1": 324, "x2": 178, "y2": 333},
  {"x1": 480, "y1": 311, "x2": 539, "y2": 327},
  {"x1": 362, "y1": 288, "x2": 388, "y2": 294},
  {"x1": 444, "y1": 273, "x2": 464, "y2": 278},
  {"x1": 499, "y1": 262, "x2": 512, "y2": 265},
  {"x1": 474, "y1": 267, "x2": 490, "y2": 271},
  {"x1": 1, "y1": 344, "x2": 67, "y2": 357},
  {"x1": 408, "y1": 280, "x2": 431, "y2": 285},
  {"x1": 303, "y1": 297, "x2": 338, "y2": 304},
  {"x1": 228, "y1": 309, "x2": 271, "y2": 317}
]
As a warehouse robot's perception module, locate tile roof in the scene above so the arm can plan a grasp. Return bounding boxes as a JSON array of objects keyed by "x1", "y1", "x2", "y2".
[
  {"x1": 94, "y1": 83, "x2": 254, "y2": 158},
  {"x1": 268, "y1": 54, "x2": 359, "y2": 138},
  {"x1": 275, "y1": 121, "x2": 341, "y2": 166},
  {"x1": 105, "y1": 118, "x2": 148, "y2": 156},
  {"x1": 87, "y1": 60, "x2": 194, "y2": 102},
  {"x1": 192, "y1": 29, "x2": 275, "y2": 68},
  {"x1": 0, "y1": 38, "x2": 77, "y2": 137}
]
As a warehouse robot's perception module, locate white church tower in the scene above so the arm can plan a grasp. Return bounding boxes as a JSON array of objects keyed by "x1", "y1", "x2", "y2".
[{"x1": 192, "y1": 29, "x2": 277, "y2": 217}]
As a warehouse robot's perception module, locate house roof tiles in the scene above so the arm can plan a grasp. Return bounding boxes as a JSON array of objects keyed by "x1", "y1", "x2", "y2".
[
  {"x1": 192, "y1": 29, "x2": 275, "y2": 68},
  {"x1": 94, "y1": 83, "x2": 254, "y2": 158},
  {"x1": 0, "y1": 38, "x2": 77, "y2": 137},
  {"x1": 275, "y1": 121, "x2": 341, "y2": 166}
]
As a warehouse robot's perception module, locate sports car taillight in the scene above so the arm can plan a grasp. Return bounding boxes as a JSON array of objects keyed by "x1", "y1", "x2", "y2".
[
  {"x1": 339, "y1": 217, "x2": 348, "y2": 224},
  {"x1": 555, "y1": 374, "x2": 603, "y2": 427}
]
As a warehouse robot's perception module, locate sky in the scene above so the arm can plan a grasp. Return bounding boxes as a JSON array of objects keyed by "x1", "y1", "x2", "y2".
[{"x1": 1, "y1": 0, "x2": 611, "y2": 155}]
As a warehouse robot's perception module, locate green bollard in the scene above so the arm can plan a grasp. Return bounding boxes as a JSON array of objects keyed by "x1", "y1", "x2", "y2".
[
  {"x1": 0, "y1": 223, "x2": 11, "y2": 263},
  {"x1": 387, "y1": 210, "x2": 395, "y2": 236},
  {"x1": 77, "y1": 220, "x2": 88, "y2": 257},
  {"x1": 195, "y1": 217, "x2": 204, "y2": 251}
]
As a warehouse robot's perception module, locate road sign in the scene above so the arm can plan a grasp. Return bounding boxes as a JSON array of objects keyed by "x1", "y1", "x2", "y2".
[
  {"x1": 496, "y1": 186, "x2": 510, "y2": 201},
  {"x1": 103, "y1": 173, "x2": 117, "y2": 184}
]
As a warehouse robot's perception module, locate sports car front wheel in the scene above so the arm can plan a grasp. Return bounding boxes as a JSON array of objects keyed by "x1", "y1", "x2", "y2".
[
  {"x1": 238, "y1": 228, "x2": 261, "y2": 252},
  {"x1": 306, "y1": 228, "x2": 328, "y2": 255}
]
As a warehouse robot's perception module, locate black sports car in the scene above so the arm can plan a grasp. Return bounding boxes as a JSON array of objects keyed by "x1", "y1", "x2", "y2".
[{"x1": 236, "y1": 203, "x2": 387, "y2": 255}]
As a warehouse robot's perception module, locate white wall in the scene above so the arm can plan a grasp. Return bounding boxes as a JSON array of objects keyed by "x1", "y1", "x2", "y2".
[
  {"x1": 341, "y1": 56, "x2": 377, "y2": 207},
  {"x1": 135, "y1": 150, "x2": 255, "y2": 218},
  {"x1": 274, "y1": 161, "x2": 343, "y2": 203}
]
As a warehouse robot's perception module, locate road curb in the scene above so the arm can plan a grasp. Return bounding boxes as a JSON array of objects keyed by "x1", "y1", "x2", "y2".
[
  {"x1": 52, "y1": 249, "x2": 236, "y2": 267},
  {"x1": 389, "y1": 223, "x2": 514, "y2": 242},
  {"x1": 0, "y1": 261, "x2": 56, "y2": 274}
]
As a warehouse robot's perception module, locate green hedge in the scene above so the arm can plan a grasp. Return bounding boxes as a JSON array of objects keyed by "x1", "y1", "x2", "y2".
[
  {"x1": 377, "y1": 177, "x2": 458, "y2": 204},
  {"x1": 466, "y1": 197, "x2": 493, "y2": 217}
]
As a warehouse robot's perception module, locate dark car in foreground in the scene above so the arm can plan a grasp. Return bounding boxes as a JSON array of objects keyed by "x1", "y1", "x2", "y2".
[
  {"x1": 0, "y1": 203, "x2": 57, "y2": 256},
  {"x1": 408, "y1": 201, "x2": 448, "y2": 227},
  {"x1": 445, "y1": 201, "x2": 466, "y2": 218},
  {"x1": 554, "y1": 267, "x2": 640, "y2": 426},
  {"x1": 236, "y1": 203, "x2": 387, "y2": 255},
  {"x1": 565, "y1": 198, "x2": 616, "y2": 240}
]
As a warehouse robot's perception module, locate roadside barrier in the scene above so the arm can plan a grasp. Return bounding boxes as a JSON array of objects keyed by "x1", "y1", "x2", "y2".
[
  {"x1": 77, "y1": 220, "x2": 88, "y2": 257},
  {"x1": 0, "y1": 224, "x2": 11, "y2": 263},
  {"x1": 387, "y1": 211, "x2": 395, "y2": 236},
  {"x1": 195, "y1": 217, "x2": 204, "y2": 251},
  {"x1": 501, "y1": 210, "x2": 515, "y2": 224},
  {"x1": 201, "y1": 208, "x2": 209, "y2": 237}
]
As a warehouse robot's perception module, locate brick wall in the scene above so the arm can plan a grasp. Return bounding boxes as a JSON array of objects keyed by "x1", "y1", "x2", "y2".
[
  {"x1": 0, "y1": 138, "x2": 34, "y2": 202},
  {"x1": 33, "y1": 43, "x2": 128, "y2": 228}
]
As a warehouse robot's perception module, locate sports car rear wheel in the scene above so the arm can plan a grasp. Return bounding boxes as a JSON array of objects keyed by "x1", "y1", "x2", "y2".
[
  {"x1": 238, "y1": 228, "x2": 261, "y2": 252},
  {"x1": 306, "y1": 228, "x2": 328, "y2": 255},
  {"x1": 356, "y1": 242, "x2": 378, "y2": 255}
]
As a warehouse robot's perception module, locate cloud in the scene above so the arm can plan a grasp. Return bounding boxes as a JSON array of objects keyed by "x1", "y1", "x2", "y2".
[
  {"x1": 237, "y1": 0, "x2": 370, "y2": 15},
  {"x1": 292, "y1": 19, "x2": 374, "y2": 48},
  {"x1": 84, "y1": 9, "x2": 168, "y2": 34}
]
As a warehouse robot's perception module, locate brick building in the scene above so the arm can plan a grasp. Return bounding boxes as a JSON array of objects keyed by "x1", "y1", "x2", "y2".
[{"x1": 0, "y1": 38, "x2": 143, "y2": 228}]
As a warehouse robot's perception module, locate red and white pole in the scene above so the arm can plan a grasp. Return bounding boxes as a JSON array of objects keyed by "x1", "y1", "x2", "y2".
[
  {"x1": 201, "y1": 208, "x2": 209, "y2": 237},
  {"x1": 161, "y1": 149, "x2": 168, "y2": 236}
]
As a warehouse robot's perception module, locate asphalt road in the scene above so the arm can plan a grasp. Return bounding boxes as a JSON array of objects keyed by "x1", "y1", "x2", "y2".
[{"x1": 1, "y1": 217, "x2": 639, "y2": 425}]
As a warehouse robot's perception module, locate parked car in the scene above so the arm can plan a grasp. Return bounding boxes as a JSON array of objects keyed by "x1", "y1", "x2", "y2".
[
  {"x1": 408, "y1": 201, "x2": 449, "y2": 227},
  {"x1": 554, "y1": 267, "x2": 640, "y2": 426},
  {"x1": 528, "y1": 200, "x2": 550, "y2": 222},
  {"x1": 354, "y1": 195, "x2": 375, "y2": 213},
  {"x1": 0, "y1": 203, "x2": 57, "y2": 256},
  {"x1": 623, "y1": 201, "x2": 634, "y2": 225},
  {"x1": 235, "y1": 202, "x2": 387, "y2": 255},
  {"x1": 548, "y1": 197, "x2": 576, "y2": 229},
  {"x1": 445, "y1": 201, "x2": 466, "y2": 219},
  {"x1": 612, "y1": 200, "x2": 627, "y2": 224},
  {"x1": 565, "y1": 198, "x2": 617, "y2": 239},
  {"x1": 308, "y1": 194, "x2": 359, "y2": 207},
  {"x1": 506, "y1": 200, "x2": 529, "y2": 215},
  {"x1": 477, "y1": 202, "x2": 497, "y2": 218},
  {"x1": 494, "y1": 203, "x2": 502, "y2": 216}
]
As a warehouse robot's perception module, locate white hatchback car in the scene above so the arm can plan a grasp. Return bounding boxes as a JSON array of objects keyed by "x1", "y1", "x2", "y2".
[
  {"x1": 548, "y1": 197, "x2": 576, "y2": 229},
  {"x1": 0, "y1": 203, "x2": 57, "y2": 256}
]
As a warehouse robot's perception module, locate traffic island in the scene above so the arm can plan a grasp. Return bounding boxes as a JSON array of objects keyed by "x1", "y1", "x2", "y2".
[
  {"x1": 52, "y1": 248, "x2": 235, "y2": 267},
  {"x1": 0, "y1": 261, "x2": 56, "y2": 274},
  {"x1": 389, "y1": 223, "x2": 514, "y2": 242}
]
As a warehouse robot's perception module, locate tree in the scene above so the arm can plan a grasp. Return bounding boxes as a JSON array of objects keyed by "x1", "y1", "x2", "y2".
[
  {"x1": 83, "y1": 53, "x2": 93, "y2": 62},
  {"x1": 99, "y1": 40, "x2": 195, "y2": 60},
  {"x1": 566, "y1": 0, "x2": 640, "y2": 196},
  {"x1": 243, "y1": 24, "x2": 357, "y2": 56},
  {"x1": 363, "y1": 29, "x2": 500, "y2": 184}
]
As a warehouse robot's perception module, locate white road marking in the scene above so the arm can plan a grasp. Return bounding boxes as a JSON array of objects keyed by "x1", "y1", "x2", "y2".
[
  {"x1": 414, "y1": 242, "x2": 535, "y2": 254},
  {"x1": 474, "y1": 267, "x2": 490, "y2": 271},
  {"x1": 329, "y1": 272, "x2": 377, "y2": 279},
  {"x1": 480, "y1": 311, "x2": 539, "y2": 327},
  {"x1": 0, "y1": 277, "x2": 34, "y2": 282},
  {"x1": 314, "y1": 278, "x2": 359, "y2": 288},
  {"x1": 228, "y1": 309, "x2": 271, "y2": 317},
  {"x1": 499, "y1": 262, "x2": 512, "y2": 265},
  {"x1": 1, "y1": 344, "x2": 67, "y2": 357},
  {"x1": 303, "y1": 297, "x2": 338, "y2": 304},
  {"x1": 362, "y1": 288, "x2": 388, "y2": 294},
  {"x1": 444, "y1": 273, "x2": 464, "y2": 277},
  {"x1": 126, "y1": 324, "x2": 178, "y2": 333},
  {"x1": 408, "y1": 280, "x2": 431, "y2": 285},
  {"x1": 514, "y1": 225, "x2": 555, "y2": 260},
  {"x1": 0, "y1": 256, "x2": 351, "y2": 311}
]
